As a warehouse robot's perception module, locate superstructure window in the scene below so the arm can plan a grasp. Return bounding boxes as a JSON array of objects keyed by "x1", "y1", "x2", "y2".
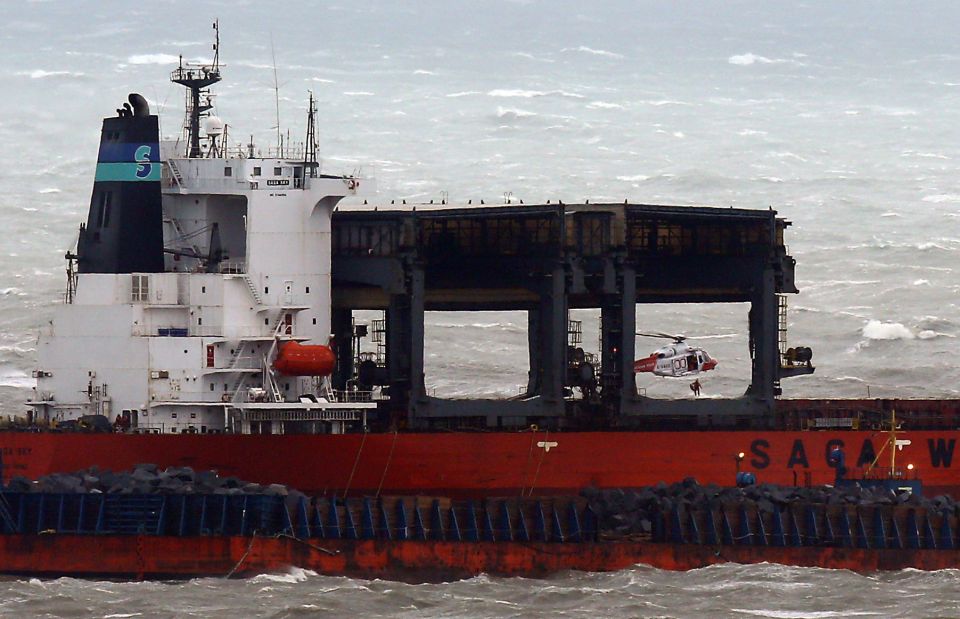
[
  {"x1": 253, "y1": 167, "x2": 261, "y2": 176},
  {"x1": 224, "y1": 167, "x2": 232, "y2": 177},
  {"x1": 274, "y1": 167, "x2": 282, "y2": 176},
  {"x1": 131, "y1": 274, "x2": 149, "y2": 302}
]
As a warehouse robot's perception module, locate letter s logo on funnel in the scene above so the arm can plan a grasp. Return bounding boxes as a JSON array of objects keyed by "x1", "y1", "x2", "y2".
[{"x1": 134, "y1": 145, "x2": 152, "y2": 179}]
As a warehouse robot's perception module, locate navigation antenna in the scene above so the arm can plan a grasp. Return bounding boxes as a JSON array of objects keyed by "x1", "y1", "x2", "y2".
[
  {"x1": 271, "y1": 36, "x2": 282, "y2": 158},
  {"x1": 171, "y1": 20, "x2": 222, "y2": 158},
  {"x1": 303, "y1": 90, "x2": 318, "y2": 182}
]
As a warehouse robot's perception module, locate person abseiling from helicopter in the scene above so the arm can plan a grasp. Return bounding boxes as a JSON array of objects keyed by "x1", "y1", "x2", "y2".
[{"x1": 690, "y1": 379, "x2": 702, "y2": 397}]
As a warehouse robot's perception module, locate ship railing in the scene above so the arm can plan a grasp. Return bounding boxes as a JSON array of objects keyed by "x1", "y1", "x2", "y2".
[
  {"x1": 133, "y1": 325, "x2": 281, "y2": 339},
  {"x1": 242, "y1": 409, "x2": 364, "y2": 422},
  {"x1": 332, "y1": 389, "x2": 387, "y2": 403},
  {"x1": 855, "y1": 466, "x2": 921, "y2": 481},
  {"x1": 218, "y1": 261, "x2": 246, "y2": 274}
]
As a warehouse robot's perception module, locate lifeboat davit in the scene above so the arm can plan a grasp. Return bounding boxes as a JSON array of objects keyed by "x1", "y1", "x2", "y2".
[{"x1": 272, "y1": 341, "x2": 335, "y2": 376}]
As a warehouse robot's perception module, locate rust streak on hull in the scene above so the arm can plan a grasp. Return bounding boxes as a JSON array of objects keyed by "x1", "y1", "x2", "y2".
[{"x1": 3, "y1": 535, "x2": 960, "y2": 580}]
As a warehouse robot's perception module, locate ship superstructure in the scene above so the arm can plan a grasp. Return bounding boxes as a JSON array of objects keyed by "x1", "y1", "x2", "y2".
[{"x1": 29, "y1": 26, "x2": 374, "y2": 435}]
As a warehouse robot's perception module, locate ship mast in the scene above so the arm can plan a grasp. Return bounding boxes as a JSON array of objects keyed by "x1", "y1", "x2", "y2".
[
  {"x1": 171, "y1": 20, "x2": 222, "y2": 158},
  {"x1": 303, "y1": 90, "x2": 318, "y2": 182}
]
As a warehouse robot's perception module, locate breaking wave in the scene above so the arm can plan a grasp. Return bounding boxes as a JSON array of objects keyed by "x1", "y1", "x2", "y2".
[
  {"x1": 562, "y1": 46, "x2": 623, "y2": 59},
  {"x1": 16, "y1": 69, "x2": 86, "y2": 79},
  {"x1": 487, "y1": 89, "x2": 583, "y2": 99},
  {"x1": 862, "y1": 320, "x2": 913, "y2": 340},
  {"x1": 0, "y1": 366, "x2": 32, "y2": 389},
  {"x1": 728, "y1": 53, "x2": 798, "y2": 66},
  {"x1": 126, "y1": 53, "x2": 179, "y2": 65},
  {"x1": 587, "y1": 101, "x2": 624, "y2": 109},
  {"x1": 250, "y1": 567, "x2": 318, "y2": 584},
  {"x1": 496, "y1": 106, "x2": 537, "y2": 119},
  {"x1": 922, "y1": 194, "x2": 960, "y2": 203}
]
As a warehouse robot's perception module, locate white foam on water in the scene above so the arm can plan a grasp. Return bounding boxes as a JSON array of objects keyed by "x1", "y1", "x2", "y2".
[
  {"x1": 496, "y1": 106, "x2": 536, "y2": 119},
  {"x1": 562, "y1": 46, "x2": 623, "y2": 59},
  {"x1": 616, "y1": 174, "x2": 650, "y2": 182},
  {"x1": 732, "y1": 610, "x2": 883, "y2": 618},
  {"x1": 126, "y1": 53, "x2": 179, "y2": 65},
  {"x1": 727, "y1": 53, "x2": 798, "y2": 66},
  {"x1": 488, "y1": 89, "x2": 547, "y2": 98},
  {"x1": 862, "y1": 320, "x2": 913, "y2": 340},
  {"x1": 0, "y1": 366, "x2": 32, "y2": 389},
  {"x1": 922, "y1": 194, "x2": 960, "y2": 203},
  {"x1": 642, "y1": 99, "x2": 691, "y2": 106},
  {"x1": 588, "y1": 101, "x2": 623, "y2": 109},
  {"x1": 250, "y1": 567, "x2": 318, "y2": 584},
  {"x1": 16, "y1": 69, "x2": 85, "y2": 79}
]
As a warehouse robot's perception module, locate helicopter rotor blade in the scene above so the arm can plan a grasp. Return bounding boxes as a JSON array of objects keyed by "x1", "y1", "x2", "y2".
[{"x1": 636, "y1": 331, "x2": 686, "y2": 342}]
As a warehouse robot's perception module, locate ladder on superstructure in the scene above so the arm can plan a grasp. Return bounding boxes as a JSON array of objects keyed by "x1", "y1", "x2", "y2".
[
  {"x1": 229, "y1": 312, "x2": 290, "y2": 402},
  {"x1": 775, "y1": 294, "x2": 788, "y2": 393}
]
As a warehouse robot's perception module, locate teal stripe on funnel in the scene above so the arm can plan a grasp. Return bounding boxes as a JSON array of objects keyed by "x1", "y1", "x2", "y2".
[{"x1": 94, "y1": 162, "x2": 161, "y2": 182}]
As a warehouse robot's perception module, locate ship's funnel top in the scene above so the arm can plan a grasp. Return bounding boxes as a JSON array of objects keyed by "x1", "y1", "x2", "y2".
[{"x1": 128, "y1": 93, "x2": 150, "y2": 117}]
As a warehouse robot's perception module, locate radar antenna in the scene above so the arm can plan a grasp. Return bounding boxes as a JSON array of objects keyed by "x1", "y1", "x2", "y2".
[{"x1": 171, "y1": 20, "x2": 222, "y2": 158}]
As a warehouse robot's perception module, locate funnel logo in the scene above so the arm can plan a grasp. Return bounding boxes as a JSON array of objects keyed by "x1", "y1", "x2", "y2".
[{"x1": 134, "y1": 145, "x2": 153, "y2": 179}]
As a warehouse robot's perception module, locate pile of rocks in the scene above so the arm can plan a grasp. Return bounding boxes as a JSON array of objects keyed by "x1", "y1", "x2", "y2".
[
  {"x1": 3, "y1": 464, "x2": 299, "y2": 499},
  {"x1": 582, "y1": 478, "x2": 959, "y2": 538}
]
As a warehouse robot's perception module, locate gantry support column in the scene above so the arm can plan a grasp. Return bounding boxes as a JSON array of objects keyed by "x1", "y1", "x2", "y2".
[
  {"x1": 331, "y1": 308, "x2": 354, "y2": 391},
  {"x1": 525, "y1": 265, "x2": 567, "y2": 417},
  {"x1": 600, "y1": 261, "x2": 636, "y2": 419},
  {"x1": 386, "y1": 263, "x2": 425, "y2": 428},
  {"x1": 746, "y1": 267, "x2": 779, "y2": 404}
]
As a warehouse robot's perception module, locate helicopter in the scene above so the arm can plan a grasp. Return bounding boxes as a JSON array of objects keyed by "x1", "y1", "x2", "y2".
[{"x1": 633, "y1": 332, "x2": 718, "y2": 378}]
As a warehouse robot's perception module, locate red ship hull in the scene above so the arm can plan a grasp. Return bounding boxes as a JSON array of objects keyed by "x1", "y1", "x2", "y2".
[
  {"x1": 2, "y1": 535, "x2": 959, "y2": 579},
  {"x1": 2, "y1": 426, "x2": 957, "y2": 497}
]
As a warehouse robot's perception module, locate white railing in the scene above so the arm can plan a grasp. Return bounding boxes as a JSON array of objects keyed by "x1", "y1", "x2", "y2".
[
  {"x1": 218, "y1": 261, "x2": 246, "y2": 274},
  {"x1": 133, "y1": 325, "x2": 274, "y2": 338}
]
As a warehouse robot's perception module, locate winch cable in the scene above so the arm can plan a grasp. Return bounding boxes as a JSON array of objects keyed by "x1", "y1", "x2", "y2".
[
  {"x1": 342, "y1": 431, "x2": 368, "y2": 498},
  {"x1": 518, "y1": 425, "x2": 539, "y2": 496},
  {"x1": 525, "y1": 429, "x2": 549, "y2": 497},
  {"x1": 375, "y1": 430, "x2": 399, "y2": 498}
]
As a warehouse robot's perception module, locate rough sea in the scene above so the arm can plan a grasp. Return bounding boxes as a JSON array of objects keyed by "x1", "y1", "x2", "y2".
[{"x1": 1, "y1": 0, "x2": 959, "y2": 616}]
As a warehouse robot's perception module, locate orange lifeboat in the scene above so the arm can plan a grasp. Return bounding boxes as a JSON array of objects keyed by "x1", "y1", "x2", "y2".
[{"x1": 272, "y1": 341, "x2": 335, "y2": 376}]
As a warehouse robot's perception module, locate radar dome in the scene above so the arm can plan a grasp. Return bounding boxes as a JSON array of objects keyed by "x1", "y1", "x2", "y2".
[{"x1": 204, "y1": 116, "x2": 225, "y2": 136}]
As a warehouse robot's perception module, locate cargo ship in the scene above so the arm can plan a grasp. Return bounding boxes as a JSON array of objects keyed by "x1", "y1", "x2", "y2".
[{"x1": 12, "y1": 25, "x2": 960, "y2": 503}]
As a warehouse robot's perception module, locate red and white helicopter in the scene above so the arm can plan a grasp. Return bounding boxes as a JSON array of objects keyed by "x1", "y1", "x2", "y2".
[{"x1": 633, "y1": 332, "x2": 718, "y2": 378}]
